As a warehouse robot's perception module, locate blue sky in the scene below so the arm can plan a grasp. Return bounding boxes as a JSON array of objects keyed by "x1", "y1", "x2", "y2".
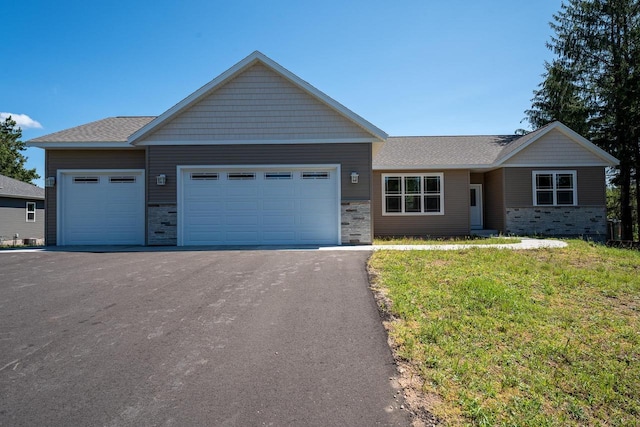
[{"x1": 3, "y1": 0, "x2": 562, "y2": 187}]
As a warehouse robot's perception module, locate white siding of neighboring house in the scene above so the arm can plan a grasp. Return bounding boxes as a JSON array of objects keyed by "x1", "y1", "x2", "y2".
[
  {"x1": 503, "y1": 129, "x2": 605, "y2": 166},
  {"x1": 138, "y1": 63, "x2": 372, "y2": 143}
]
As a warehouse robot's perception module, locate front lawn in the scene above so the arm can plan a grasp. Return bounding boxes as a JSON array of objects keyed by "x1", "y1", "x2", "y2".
[{"x1": 369, "y1": 241, "x2": 639, "y2": 426}]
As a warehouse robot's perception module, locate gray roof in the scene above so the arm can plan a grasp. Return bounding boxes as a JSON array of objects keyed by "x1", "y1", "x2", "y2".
[
  {"x1": 0, "y1": 174, "x2": 45, "y2": 199},
  {"x1": 374, "y1": 134, "x2": 521, "y2": 169},
  {"x1": 28, "y1": 116, "x2": 156, "y2": 143}
]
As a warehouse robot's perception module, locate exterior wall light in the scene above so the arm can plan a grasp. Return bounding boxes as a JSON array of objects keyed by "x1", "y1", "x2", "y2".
[
  {"x1": 156, "y1": 174, "x2": 167, "y2": 186},
  {"x1": 45, "y1": 177, "x2": 55, "y2": 187},
  {"x1": 350, "y1": 172, "x2": 359, "y2": 184}
]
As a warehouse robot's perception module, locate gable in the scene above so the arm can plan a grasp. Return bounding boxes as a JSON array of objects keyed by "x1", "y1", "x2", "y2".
[
  {"x1": 502, "y1": 128, "x2": 610, "y2": 166},
  {"x1": 136, "y1": 63, "x2": 375, "y2": 144}
]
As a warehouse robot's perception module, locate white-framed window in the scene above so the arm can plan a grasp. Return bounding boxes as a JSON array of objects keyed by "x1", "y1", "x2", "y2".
[
  {"x1": 191, "y1": 172, "x2": 219, "y2": 180},
  {"x1": 109, "y1": 176, "x2": 136, "y2": 183},
  {"x1": 228, "y1": 172, "x2": 255, "y2": 180},
  {"x1": 382, "y1": 173, "x2": 444, "y2": 215},
  {"x1": 265, "y1": 172, "x2": 293, "y2": 180},
  {"x1": 26, "y1": 202, "x2": 36, "y2": 222},
  {"x1": 533, "y1": 170, "x2": 577, "y2": 206},
  {"x1": 301, "y1": 171, "x2": 330, "y2": 179}
]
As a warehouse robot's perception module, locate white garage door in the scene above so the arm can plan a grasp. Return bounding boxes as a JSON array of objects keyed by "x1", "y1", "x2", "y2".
[
  {"x1": 60, "y1": 171, "x2": 145, "y2": 245},
  {"x1": 180, "y1": 167, "x2": 340, "y2": 246}
]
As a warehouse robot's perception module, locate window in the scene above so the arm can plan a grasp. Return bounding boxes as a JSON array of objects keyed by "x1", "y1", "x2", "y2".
[
  {"x1": 109, "y1": 176, "x2": 136, "y2": 183},
  {"x1": 228, "y1": 172, "x2": 255, "y2": 180},
  {"x1": 73, "y1": 176, "x2": 99, "y2": 184},
  {"x1": 301, "y1": 172, "x2": 329, "y2": 179},
  {"x1": 26, "y1": 202, "x2": 36, "y2": 222},
  {"x1": 533, "y1": 171, "x2": 577, "y2": 206},
  {"x1": 265, "y1": 172, "x2": 292, "y2": 180},
  {"x1": 191, "y1": 172, "x2": 219, "y2": 180},
  {"x1": 382, "y1": 173, "x2": 444, "y2": 215}
]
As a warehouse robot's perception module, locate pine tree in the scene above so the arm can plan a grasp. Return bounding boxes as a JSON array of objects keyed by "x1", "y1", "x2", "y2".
[
  {"x1": 0, "y1": 116, "x2": 39, "y2": 183},
  {"x1": 526, "y1": 0, "x2": 640, "y2": 240}
]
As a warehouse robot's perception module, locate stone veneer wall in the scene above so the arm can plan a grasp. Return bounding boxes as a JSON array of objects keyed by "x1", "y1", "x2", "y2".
[
  {"x1": 148, "y1": 204, "x2": 177, "y2": 245},
  {"x1": 505, "y1": 206, "x2": 607, "y2": 240},
  {"x1": 341, "y1": 200, "x2": 372, "y2": 244},
  {"x1": 149, "y1": 201, "x2": 372, "y2": 245}
]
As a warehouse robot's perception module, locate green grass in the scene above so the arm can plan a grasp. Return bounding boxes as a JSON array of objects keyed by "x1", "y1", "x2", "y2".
[
  {"x1": 368, "y1": 240, "x2": 640, "y2": 426},
  {"x1": 374, "y1": 236, "x2": 522, "y2": 245}
]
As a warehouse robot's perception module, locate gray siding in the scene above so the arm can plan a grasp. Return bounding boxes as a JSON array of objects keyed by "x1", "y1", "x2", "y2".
[
  {"x1": 373, "y1": 170, "x2": 470, "y2": 237},
  {"x1": 504, "y1": 129, "x2": 606, "y2": 165},
  {"x1": 0, "y1": 197, "x2": 45, "y2": 243},
  {"x1": 484, "y1": 169, "x2": 505, "y2": 232},
  {"x1": 504, "y1": 167, "x2": 606, "y2": 207},
  {"x1": 139, "y1": 63, "x2": 372, "y2": 143},
  {"x1": 45, "y1": 149, "x2": 146, "y2": 245},
  {"x1": 147, "y1": 144, "x2": 372, "y2": 204}
]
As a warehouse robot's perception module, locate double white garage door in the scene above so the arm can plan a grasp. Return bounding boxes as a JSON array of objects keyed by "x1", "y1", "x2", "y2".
[
  {"x1": 59, "y1": 166, "x2": 340, "y2": 246},
  {"x1": 179, "y1": 167, "x2": 340, "y2": 246}
]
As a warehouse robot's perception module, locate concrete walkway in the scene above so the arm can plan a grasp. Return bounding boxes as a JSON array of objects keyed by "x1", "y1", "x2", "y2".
[{"x1": 0, "y1": 238, "x2": 567, "y2": 254}]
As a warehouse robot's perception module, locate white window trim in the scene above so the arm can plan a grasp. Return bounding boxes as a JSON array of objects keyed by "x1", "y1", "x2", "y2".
[
  {"x1": 26, "y1": 202, "x2": 36, "y2": 222},
  {"x1": 381, "y1": 173, "x2": 444, "y2": 216},
  {"x1": 532, "y1": 170, "x2": 578, "y2": 206}
]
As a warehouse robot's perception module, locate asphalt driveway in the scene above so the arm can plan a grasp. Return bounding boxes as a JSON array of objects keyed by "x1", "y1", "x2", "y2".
[{"x1": 0, "y1": 249, "x2": 410, "y2": 426}]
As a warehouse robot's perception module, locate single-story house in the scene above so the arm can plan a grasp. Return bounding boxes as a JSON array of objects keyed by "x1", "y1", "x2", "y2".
[
  {"x1": 27, "y1": 51, "x2": 618, "y2": 246},
  {"x1": 0, "y1": 174, "x2": 45, "y2": 245}
]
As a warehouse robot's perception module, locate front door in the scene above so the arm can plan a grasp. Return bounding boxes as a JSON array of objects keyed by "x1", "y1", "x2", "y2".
[{"x1": 470, "y1": 184, "x2": 483, "y2": 230}]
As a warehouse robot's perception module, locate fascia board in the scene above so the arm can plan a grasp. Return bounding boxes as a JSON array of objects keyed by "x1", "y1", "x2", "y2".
[
  {"x1": 0, "y1": 194, "x2": 44, "y2": 200},
  {"x1": 26, "y1": 142, "x2": 141, "y2": 149},
  {"x1": 372, "y1": 164, "x2": 493, "y2": 171},
  {"x1": 134, "y1": 138, "x2": 376, "y2": 146}
]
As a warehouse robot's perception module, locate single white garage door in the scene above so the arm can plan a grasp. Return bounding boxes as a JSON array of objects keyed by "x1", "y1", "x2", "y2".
[
  {"x1": 180, "y1": 166, "x2": 340, "y2": 246},
  {"x1": 59, "y1": 171, "x2": 145, "y2": 245}
]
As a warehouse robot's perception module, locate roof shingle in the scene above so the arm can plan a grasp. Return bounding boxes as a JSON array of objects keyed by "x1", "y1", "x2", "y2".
[
  {"x1": 373, "y1": 135, "x2": 520, "y2": 169},
  {"x1": 0, "y1": 174, "x2": 44, "y2": 199},
  {"x1": 28, "y1": 116, "x2": 156, "y2": 143}
]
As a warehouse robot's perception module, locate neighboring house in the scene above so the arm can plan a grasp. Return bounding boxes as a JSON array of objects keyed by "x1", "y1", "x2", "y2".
[
  {"x1": 0, "y1": 174, "x2": 45, "y2": 245},
  {"x1": 27, "y1": 51, "x2": 618, "y2": 246}
]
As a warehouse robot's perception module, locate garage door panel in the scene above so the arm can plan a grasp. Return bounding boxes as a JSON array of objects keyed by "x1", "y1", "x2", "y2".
[
  {"x1": 187, "y1": 201, "x2": 225, "y2": 212},
  {"x1": 262, "y1": 231, "x2": 296, "y2": 242},
  {"x1": 226, "y1": 215, "x2": 259, "y2": 226},
  {"x1": 263, "y1": 214, "x2": 295, "y2": 226},
  {"x1": 263, "y1": 200, "x2": 295, "y2": 211},
  {"x1": 187, "y1": 214, "x2": 224, "y2": 226},
  {"x1": 225, "y1": 200, "x2": 259, "y2": 211},
  {"x1": 181, "y1": 167, "x2": 339, "y2": 246},
  {"x1": 226, "y1": 231, "x2": 259, "y2": 242}
]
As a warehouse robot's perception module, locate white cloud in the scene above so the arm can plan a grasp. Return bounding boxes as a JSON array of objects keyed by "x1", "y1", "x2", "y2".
[{"x1": 0, "y1": 112, "x2": 42, "y2": 129}]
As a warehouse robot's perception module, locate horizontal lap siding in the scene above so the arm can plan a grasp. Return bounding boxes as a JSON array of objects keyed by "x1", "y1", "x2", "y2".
[
  {"x1": 504, "y1": 167, "x2": 606, "y2": 207},
  {"x1": 0, "y1": 198, "x2": 45, "y2": 241},
  {"x1": 504, "y1": 129, "x2": 604, "y2": 165},
  {"x1": 484, "y1": 169, "x2": 505, "y2": 232},
  {"x1": 45, "y1": 149, "x2": 146, "y2": 245},
  {"x1": 373, "y1": 170, "x2": 470, "y2": 237},
  {"x1": 140, "y1": 64, "x2": 372, "y2": 142},
  {"x1": 148, "y1": 144, "x2": 371, "y2": 204}
]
